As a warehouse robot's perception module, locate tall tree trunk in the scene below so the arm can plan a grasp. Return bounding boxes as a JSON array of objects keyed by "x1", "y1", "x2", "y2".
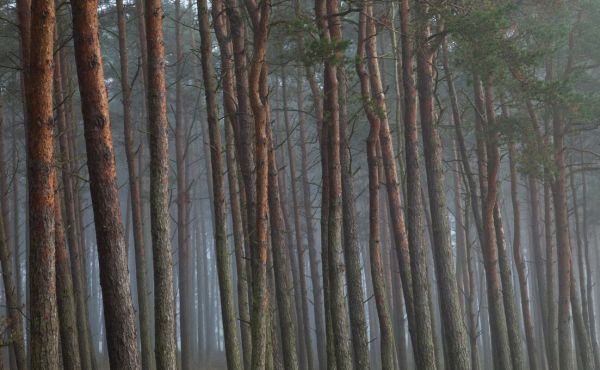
[
  {"x1": 55, "y1": 44, "x2": 95, "y2": 370},
  {"x1": 415, "y1": 5, "x2": 471, "y2": 368},
  {"x1": 70, "y1": 0, "x2": 141, "y2": 366},
  {"x1": 243, "y1": 0, "x2": 272, "y2": 367},
  {"x1": 339, "y1": 66, "x2": 370, "y2": 370},
  {"x1": 473, "y1": 75, "x2": 512, "y2": 370},
  {"x1": 544, "y1": 174, "x2": 559, "y2": 370},
  {"x1": 197, "y1": 0, "x2": 244, "y2": 367},
  {"x1": 144, "y1": 0, "x2": 178, "y2": 365},
  {"x1": 509, "y1": 144, "x2": 539, "y2": 370},
  {"x1": 581, "y1": 169, "x2": 600, "y2": 363},
  {"x1": 296, "y1": 74, "x2": 327, "y2": 370},
  {"x1": 54, "y1": 187, "x2": 81, "y2": 370},
  {"x1": 26, "y1": 0, "x2": 60, "y2": 366},
  {"x1": 116, "y1": 0, "x2": 153, "y2": 367},
  {"x1": 266, "y1": 125, "x2": 300, "y2": 370},
  {"x1": 0, "y1": 104, "x2": 26, "y2": 370},
  {"x1": 281, "y1": 68, "x2": 315, "y2": 370},
  {"x1": 551, "y1": 110, "x2": 575, "y2": 370},
  {"x1": 211, "y1": 1, "x2": 253, "y2": 365},
  {"x1": 315, "y1": 0, "x2": 354, "y2": 367},
  {"x1": 174, "y1": 0, "x2": 192, "y2": 366},
  {"x1": 357, "y1": 8, "x2": 396, "y2": 369}
]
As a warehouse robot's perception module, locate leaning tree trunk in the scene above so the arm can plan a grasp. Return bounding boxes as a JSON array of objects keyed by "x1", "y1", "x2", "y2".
[
  {"x1": 26, "y1": 0, "x2": 60, "y2": 366},
  {"x1": 357, "y1": 8, "x2": 396, "y2": 369},
  {"x1": 70, "y1": 0, "x2": 141, "y2": 367},
  {"x1": 198, "y1": 0, "x2": 244, "y2": 367}
]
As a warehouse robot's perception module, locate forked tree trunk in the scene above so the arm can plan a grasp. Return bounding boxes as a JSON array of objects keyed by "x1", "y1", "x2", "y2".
[
  {"x1": 198, "y1": 0, "x2": 244, "y2": 367},
  {"x1": 26, "y1": 0, "x2": 60, "y2": 366},
  {"x1": 144, "y1": 0, "x2": 178, "y2": 365},
  {"x1": 70, "y1": 0, "x2": 141, "y2": 366},
  {"x1": 211, "y1": 0, "x2": 252, "y2": 364},
  {"x1": 315, "y1": 0, "x2": 354, "y2": 367},
  {"x1": 357, "y1": 8, "x2": 396, "y2": 369},
  {"x1": 415, "y1": 7, "x2": 471, "y2": 366}
]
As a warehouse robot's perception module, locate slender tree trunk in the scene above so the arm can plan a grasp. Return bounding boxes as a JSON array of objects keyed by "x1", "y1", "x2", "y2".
[
  {"x1": 315, "y1": 0, "x2": 354, "y2": 367},
  {"x1": 266, "y1": 125, "x2": 300, "y2": 370},
  {"x1": 70, "y1": 0, "x2": 141, "y2": 366},
  {"x1": 281, "y1": 68, "x2": 315, "y2": 370},
  {"x1": 544, "y1": 173, "x2": 559, "y2": 370},
  {"x1": 211, "y1": 1, "x2": 253, "y2": 365},
  {"x1": 198, "y1": 0, "x2": 244, "y2": 367},
  {"x1": 0, "y1": 104, "x2": 26, "y2": 370},
  {"x1": 581, "y1": 169, "x2": 600, "y2": 363},
  {"x1": 55, "y1": 44, "x2": 95, "y2": 370},
  {"x1": 551, "y1": 110, "x2": 575, "y2": 370},
  {"x1": 357, "y1": 8, "x2": 396, "y2": 369},
  {"x1": 115, "y1": 0, "x2": 153, "y2": 367},
  {"x1": 297, "y1": 67, "x2": 327, "y2": 370},
  {"x1": 54, "y1": 188, "x2": 81, "y2": 370},
  {"x1": 144, "y1": 0, "x2": 178, "y2": 364},
  {"x1": 509, "y1": 144, "x2": 539, "y2": 370},
  {"x1": 173, "y1": 0, "x2": 192, "y2": 366},
  {"x1": 415, "y1": 5, "x2": 471, "y2": 368},
  {"x1": 243, "y1": 0, "x2": 273, "y2": 368},
  {"x1": 339, "y1": 66, "x2": 370, "y2": 370},
  {"x1": 473, "y1": 75, "x2": 512, "y2": 370}
]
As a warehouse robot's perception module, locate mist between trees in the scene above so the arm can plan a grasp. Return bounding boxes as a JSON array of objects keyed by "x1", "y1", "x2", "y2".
[{"x1": 0, "y1": 0, "x2": 599, "y2": 368}]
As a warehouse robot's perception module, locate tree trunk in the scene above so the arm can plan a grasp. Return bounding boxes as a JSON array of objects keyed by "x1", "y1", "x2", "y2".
[
  {"x1": 0, "y1": 104, "x2": 26, "y2": 370},
  {"x1": 281, "y1": 68, "x2": 315, "y2": 370},
  {"x1": 198, "y1": 0, "x2": 244, "y2": 367},
  {"x1": 115, "y1": 0, "x2": 153, "y2": 367},
  {"x1": 472, "y1": 74, "x2": 512, "y2": 370},
  {"x1": 211, "y1": 1, "x2": 253, "y2": 365},
  {"x1": 315, "y1": 0, "x2": 354, "y2": 367},
  {"x1": 297, "y1": 63, "x2": 327, "y2": 370},
  {"x1": 70, "y1": 0, "x2": 141, "y2": 366},
  {"x1": 54, "y1": 188, "x2": 82, "y2": 370},
  {"x1": 357, "y1": 8, "x2": 397, "y2": 369},
  {"x1": 173, "y1": 0, "x2": 192, "y2": 366},
  {"x1": 551, "y1": 111, "x2": 575, "y2": 370},
  {"x1": 266, "y1": 125, "x2": 300, "y2": 370},
  {"x1": 144, "y1": 0, "x2": 178, "y2": 365},
  {"x1": 415, "y1": 5, "x2": 471, "y2": 368},
  {"x1": 509, "y1": 144, "x2": 539, "y2": 370},
  {"x1": 339, "y1": 66, "x2": 370, "y2": 370},
  {"x1": 26, "y1": 0, "x2": 60, "y2": 366}
]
